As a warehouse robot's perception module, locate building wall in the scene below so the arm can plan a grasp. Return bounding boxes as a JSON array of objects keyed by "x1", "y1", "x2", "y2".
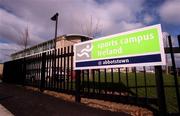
[
  {"x1": 11, "y1": 35, "x2": 90, "y2": 60},
  {"x1": 56, "y1": 36, "x2": 81, "y2": 49}
]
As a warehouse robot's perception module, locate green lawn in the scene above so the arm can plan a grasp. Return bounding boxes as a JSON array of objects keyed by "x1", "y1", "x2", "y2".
[
  {"x1": 80, "y1": 71, "x2": 180, "y2": 113},
  {"x1": 25, "y1": 70, "x2": 180, "y2": 113}
]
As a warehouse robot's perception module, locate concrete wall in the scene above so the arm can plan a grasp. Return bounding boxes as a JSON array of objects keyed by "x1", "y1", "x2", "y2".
[{"x1": 56, "y1": 37, "x2": 81, "y2": 49}]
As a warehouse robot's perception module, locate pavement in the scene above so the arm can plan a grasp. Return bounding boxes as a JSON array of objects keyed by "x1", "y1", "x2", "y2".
[
  {"x1": 0, "y1": 104, "x2": 14, "y2": 116},
  {"x1": 0, "y1": 83, "x2": 130, "y2": 116}
]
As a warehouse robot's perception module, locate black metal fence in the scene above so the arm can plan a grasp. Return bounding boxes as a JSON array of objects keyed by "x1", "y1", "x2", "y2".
[{"x1": 3, "y1": 35, "x2": 180, "y2": 115}]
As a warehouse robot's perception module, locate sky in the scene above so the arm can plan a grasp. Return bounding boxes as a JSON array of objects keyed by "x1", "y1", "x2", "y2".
[{"x1": 0, "y1": 0, "x2": 180, "y2": 63}]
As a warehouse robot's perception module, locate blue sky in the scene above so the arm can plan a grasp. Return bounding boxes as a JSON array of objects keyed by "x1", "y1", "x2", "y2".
[{"x1": 0, "y1": 0, "x2": 180, "y2": 62}]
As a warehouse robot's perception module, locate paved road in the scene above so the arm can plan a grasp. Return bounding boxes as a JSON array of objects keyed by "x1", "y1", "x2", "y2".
[{"x1": 0, "y1": 83, "x2": 130, "y2": 116}]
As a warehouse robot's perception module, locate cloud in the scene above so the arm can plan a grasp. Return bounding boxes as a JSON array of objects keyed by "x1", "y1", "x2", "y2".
[
  {"x1": 0, "y1": 9, "x2": 26, "y2": 42},
  {"x1": 0, "y1": 42, "x2": 21, "y2": 62},
  {"x1": 0, "y1": 0, "x2": 146, "y2": 62},
  {"x1": 159, "y1": 0, "x2": 180, "y2": 24},
  {"x1": 0, "y1": 9, "x2": 44, "y2": 45},
  {"x1": 143, "y1": 14, "x2": 154, "y2": 24},
  {"x1": 0, "y1": 0, "x2": 145, "y2": 40}
]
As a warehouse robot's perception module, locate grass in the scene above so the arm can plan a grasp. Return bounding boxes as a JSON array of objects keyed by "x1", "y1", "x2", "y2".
[
  {"x1": 80, "y1": 71, "x2": 180, "y2": 113},
  {"x1": 25, "y1": 71, "x2": 180, "y2": 113}
]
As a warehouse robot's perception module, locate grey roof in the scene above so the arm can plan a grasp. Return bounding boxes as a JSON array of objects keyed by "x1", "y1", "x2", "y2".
[{"x1": 11, "y1": 34, "x2": 92, "y2": 56}]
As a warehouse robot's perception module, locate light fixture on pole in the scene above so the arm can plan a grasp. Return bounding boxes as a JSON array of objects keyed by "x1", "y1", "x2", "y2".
[
  {"x1": 51, "y1": 13, "x2": 59, "y2": 49},
  {"x1": 51, "y1": 13, "x2": 59, "y2": 82}
]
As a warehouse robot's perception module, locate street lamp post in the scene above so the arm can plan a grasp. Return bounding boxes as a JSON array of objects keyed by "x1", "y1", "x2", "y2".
[
  {"x1": 51, "y1": 13, "x2": 59, "y2": 86},
  {"x1": 51, "y1": 13, "x2": 59, "y2": 49}
]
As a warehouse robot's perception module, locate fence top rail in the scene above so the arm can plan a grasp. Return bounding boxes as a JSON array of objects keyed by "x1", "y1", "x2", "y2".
[{"x1": 165, "y1": 47, "x2": 180, "y2": 54}]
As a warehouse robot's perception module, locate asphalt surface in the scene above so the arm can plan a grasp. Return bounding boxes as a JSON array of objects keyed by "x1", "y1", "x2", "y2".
[{"x1": 0, "y1": 83, "x2": 130, "y2": 116}]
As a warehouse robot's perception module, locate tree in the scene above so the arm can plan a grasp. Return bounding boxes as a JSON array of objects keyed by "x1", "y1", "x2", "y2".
[
  {"x1": 18, "y1": 26, "x2": 30, "y2": 50},
  {"x1": 81, "y1": 16, "x2": 102, "y2": 38},
  {"x1": 18, "y1": 26, "x2": 30, "y2": 84},
  {"x1": 163, "y1": 32, "x2": 169, "y2": 74},
  {"x1": 16, "y1": 26, "x2": 31, "y2": 58},
  {"x1": 81, "y1": 16, "x2": 102, "y2": 79}
]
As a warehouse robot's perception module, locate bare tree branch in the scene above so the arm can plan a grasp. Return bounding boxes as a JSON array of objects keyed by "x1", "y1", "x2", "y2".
[
  {"x1": 18, "y1": 26, "x2": 30, "y2": 50},
  {"x1": 81, "y1": 16, "x2": 102, "y2": 38}
]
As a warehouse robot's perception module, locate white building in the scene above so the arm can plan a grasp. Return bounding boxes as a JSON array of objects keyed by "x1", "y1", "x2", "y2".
[{"x1": 11, "y1": 34, "x2": 91, "y2": 60}]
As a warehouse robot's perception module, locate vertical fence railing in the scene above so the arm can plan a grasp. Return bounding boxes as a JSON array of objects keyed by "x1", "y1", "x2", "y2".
[
  {"x1": 125, "y1": 68, "x2": 129, "y2": 99},
  {"x1": 40, "y1": 53, "x2": 46, "y2": 92},
  {"x1": 143, "y1": 67, "x2": 148, "y2": 104},
  {"x1": 57, "y1": 49, "x2": 60, "y2": 90},
  {"x1": 168, "y1": 36, "x2": 180, "y2": 112},
  {"x1": 178, "y1": 35, "x2": 180, "y2": 47},
  {"x1": 134, "y1": 67, "x2": 138, "y2": 102},
  {"x1": 75, "y1": 70, "x2": 81, "y2": 102},
  {"x1": 70, "y1": 46, "x2": 73, "y2": 91},
  {"x1": 3, "y1": 35, "x2": 180, "y2": 115},
  {"x1": 155, "y1": 66, "x2": 167, "y2": 115}
]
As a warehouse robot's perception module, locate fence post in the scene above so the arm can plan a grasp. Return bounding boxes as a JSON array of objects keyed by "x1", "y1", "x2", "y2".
[
  {"x1": 22, "y1": 58, "x2": 26, "y2": 85},
  {"x1": 155, "y1": 66, "x2": 167, "y2": 116},
  {"x1": 168, "y1": 35, "x2": 180, "y2": 112},
  {"x1": 40, "y1": 53, "x2": 46, "y2": 92},
  {"x1": 75, "y1": 70, "x2": 81, "y2": 102},
  {"x1": 177, "y1": 35, "x2": 180, "y2": 47}
]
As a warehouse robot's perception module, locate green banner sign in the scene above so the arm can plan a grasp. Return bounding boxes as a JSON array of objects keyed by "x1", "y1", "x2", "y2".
[
  {"x1": 92, "y1": 28, "x2": 160, "y2": 59},
  {"x1": 74, "y1": 24, "x2": 166, "y2": 70}
]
